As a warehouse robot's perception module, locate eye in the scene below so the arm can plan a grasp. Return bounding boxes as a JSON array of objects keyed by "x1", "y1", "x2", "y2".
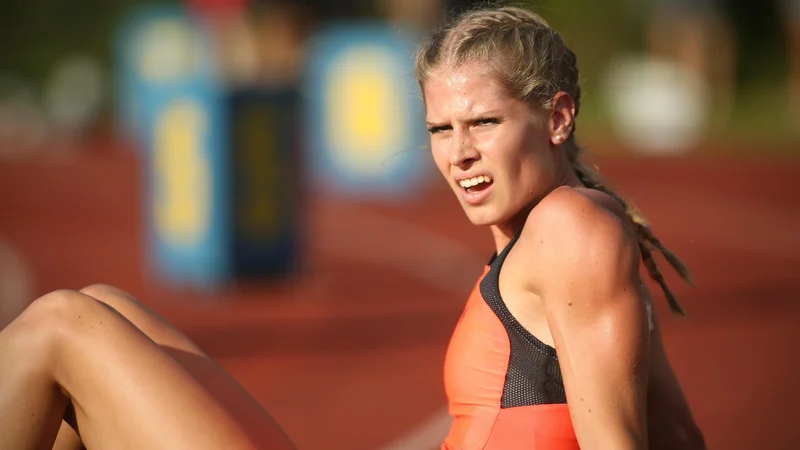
[
  {"x1": 427, "y1": 125, "x2": 451, "y2": 134},
  {"x1": 474, "y1": 117, "x2": 500, "y2": 127}
]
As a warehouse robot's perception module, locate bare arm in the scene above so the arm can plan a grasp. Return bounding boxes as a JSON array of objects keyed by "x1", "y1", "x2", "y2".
[{"x1": 530, "y1": 189, "x2": 651, "y2": 449}]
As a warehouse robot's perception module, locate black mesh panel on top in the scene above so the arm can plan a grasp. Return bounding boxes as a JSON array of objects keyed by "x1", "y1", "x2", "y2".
[{"x1": 480, "y1": 232, "x2": 568, "y2": 408}]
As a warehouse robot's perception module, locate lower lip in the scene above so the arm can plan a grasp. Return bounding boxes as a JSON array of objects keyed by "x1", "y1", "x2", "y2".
[{"x1": 459, "y1": 183, "x2": 494, "y2": 205}]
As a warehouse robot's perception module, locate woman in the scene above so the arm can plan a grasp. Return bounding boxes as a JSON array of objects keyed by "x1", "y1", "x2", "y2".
[
  {"x1": 0, "y1": 5, "x2": 703, "y2": 450},
  {"x1": 416, "y1": 6, "x2": 704, "y2": 449}
]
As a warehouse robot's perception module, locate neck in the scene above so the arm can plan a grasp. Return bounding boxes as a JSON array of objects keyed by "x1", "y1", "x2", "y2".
[{"x1": 489, "y1": 153, "x2": 581, "y2": 254}]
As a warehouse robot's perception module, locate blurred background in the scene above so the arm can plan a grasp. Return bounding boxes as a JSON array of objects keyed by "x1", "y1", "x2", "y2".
[{"x1": 0, "y1": 0, "x2": 798, "y2": 449}]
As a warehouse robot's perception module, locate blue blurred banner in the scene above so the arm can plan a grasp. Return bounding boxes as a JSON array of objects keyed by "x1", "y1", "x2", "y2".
[
  {"x1": 116, "y1": 5, "x2": 216, "y2": 144},
  {"x1": 304, "y1": 23, "x2": 432, "y2": 200},
  {"x1": 118, "y1": 6, "x2": 232, "y2": 287}
]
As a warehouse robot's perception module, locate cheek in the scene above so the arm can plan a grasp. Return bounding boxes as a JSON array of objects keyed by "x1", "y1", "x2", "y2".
[
  {"x1": 481, "y1": 131, "x2": 532, "y2": 172},
  {"x1": 430, "y1": 140, "x2": 451, "y2": 177},
  {"x1": 489, "y1": 133, "x2": 550, "y2": 190}
]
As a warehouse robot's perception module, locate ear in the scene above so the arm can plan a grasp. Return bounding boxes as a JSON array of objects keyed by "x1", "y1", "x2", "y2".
[{"x1": 549, "y1": 92, "x2": 576, "y2": 146}]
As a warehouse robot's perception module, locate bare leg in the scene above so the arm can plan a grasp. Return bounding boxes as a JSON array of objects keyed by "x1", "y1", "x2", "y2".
[
  {"x1": 0, "y1": 295, "x2": 69, "y2": 450},
  {"x1": 69, "y1": 284, "x2": 293, "y2": 448},
  {"x1": 0, "y1": 289, "x2": 291, "y2": 449},
  {"x1": 52, "y1": 418, "x2": 83, "y2": 450},
  {"x1": 79, "y1": 284, "x2": 203, "y2": 352}
]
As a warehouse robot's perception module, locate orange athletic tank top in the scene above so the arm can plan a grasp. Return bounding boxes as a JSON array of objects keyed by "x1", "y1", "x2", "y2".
[{"x1": 441, "y1": 232, "x2": 579, "y2": 450}]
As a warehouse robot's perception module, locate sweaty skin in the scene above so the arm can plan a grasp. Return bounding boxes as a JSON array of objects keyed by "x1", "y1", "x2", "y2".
[{"x1": 425, "y1": 64, "x2": 705, "y2": 449}]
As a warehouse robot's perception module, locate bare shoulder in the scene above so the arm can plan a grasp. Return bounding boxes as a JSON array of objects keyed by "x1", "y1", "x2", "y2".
[
  {"x1": 573, "y1": 186, "x2": 630, "y2": 224},
  {"x1": 520, "y1": 186, "x2": 642, "y2": 307},
  {"x1": 523, "y1": 186, "x2": 639, "y2": 265}
]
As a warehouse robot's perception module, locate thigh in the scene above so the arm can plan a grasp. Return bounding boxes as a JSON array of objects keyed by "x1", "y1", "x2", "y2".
[
  {"x1": 74, "y1": 284, "x2": 295, "y2": 449},
  {"x1": 52, "y1": 418, "x2": 84, "y2": 450},
  {"x1": 48, "y1": 290, "x2": 291, "y2": 450},
  {"x1": 78, "y1": 284, "x2": 203, "y2": 355}
]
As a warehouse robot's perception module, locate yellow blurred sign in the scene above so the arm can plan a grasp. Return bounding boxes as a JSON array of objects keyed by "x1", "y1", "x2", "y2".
[
  {"x1": 305, "y1": 23, "x2": 430, "y2": 198},
  {"x1": 325, "y1": 46, "x2": 406, "y2": 174},
  {"x1": 153, "y1": 99, "x2": 211, "y2": 246}
]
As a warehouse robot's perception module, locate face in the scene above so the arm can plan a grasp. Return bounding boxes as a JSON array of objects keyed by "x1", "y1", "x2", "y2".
[{"x1": 423, "y1": 64, "x2": 569, "y2": 229}]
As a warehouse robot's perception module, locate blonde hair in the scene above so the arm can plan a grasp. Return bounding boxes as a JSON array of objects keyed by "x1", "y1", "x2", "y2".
[{"x1": 415, "y1": 5, "x2": 691, "y2": 315}]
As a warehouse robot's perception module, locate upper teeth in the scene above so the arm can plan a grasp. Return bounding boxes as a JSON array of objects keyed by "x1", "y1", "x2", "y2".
[{"x1": 459, "y1": 175, "x2": 492, "y2": 188}]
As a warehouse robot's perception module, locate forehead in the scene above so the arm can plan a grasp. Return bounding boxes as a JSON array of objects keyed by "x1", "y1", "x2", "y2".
[{"x1": 423, "y1": 64, "x2": 514, "y2": 118}]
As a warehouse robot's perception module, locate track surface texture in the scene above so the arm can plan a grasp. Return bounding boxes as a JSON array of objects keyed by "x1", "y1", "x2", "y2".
[{"x1": 1, "y1": 147, "x2": 798, "y2": 450}]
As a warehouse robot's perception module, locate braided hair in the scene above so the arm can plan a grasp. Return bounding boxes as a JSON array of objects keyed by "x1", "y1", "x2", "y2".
[{"x1": 415, "y1": 5, "x2": 692, "y2": 314}]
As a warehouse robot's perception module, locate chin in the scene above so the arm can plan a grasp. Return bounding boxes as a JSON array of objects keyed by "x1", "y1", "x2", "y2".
[{"x1": 461, "y1": 204, "x2": 502, "y2": 227}]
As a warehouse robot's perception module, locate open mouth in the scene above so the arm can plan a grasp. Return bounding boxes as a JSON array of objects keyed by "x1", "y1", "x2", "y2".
[{"x1": 458, "y1": 175, "x2": 494, "y2": 193}]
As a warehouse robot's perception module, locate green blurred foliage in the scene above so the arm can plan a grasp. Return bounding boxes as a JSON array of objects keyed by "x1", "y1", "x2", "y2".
[
  {"x1": 0, "y1": 0, "x2": 179, "y2": 87},
  {"x1": 0, "y1": 0, "x2": 795, "y2": 147},
  {"x1": 519, "y1": 0, "x2": 644, "y2": 82},
  {"x1": 519, "y1": 0, "x2": 798, "y2": 149}
]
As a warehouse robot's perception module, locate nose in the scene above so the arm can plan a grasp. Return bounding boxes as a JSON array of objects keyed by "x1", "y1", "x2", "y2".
[{"x1": 448, "y1": 131, "x2": 480, "y2": 167}]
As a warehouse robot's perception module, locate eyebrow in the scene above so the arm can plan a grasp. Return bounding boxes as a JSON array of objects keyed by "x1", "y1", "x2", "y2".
[
  {"x1": 426, "y1": 109, "x2": 504, "y2": 127},
  {"x1": 472, "y1": 109, "x2": 503, "y2": 119},
  {"x1": 425, "y1": 120, "x2": 448, "y2": 128}
]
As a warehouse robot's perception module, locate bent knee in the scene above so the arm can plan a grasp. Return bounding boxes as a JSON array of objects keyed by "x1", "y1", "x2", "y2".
[
  {"x1": 79, "y1": 283, "x2": 195, "y2": 352},
  {"x1": 27, "y1": 290, "x2": 103, "y2": 324},
  {"x1": 0, "y1": 291, "x2": 83, "y2": 373},
  {"x1": 79, "y1": 283, "x2": 129, "y2": 302},
  {"x1": 79, "y1": 283, "x2": 143, "y2": 314},
  {"x1": 11, "y1": 290, "x2": 102, "y2": 348}
]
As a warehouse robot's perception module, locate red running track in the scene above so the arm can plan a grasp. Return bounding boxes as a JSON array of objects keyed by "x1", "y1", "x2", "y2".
[{"x1": 0, "y1": 149, "x2": 798, "y2": 449}]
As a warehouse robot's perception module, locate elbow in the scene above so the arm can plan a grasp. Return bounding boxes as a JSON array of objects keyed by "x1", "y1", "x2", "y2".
[
  {"x1": 675, "y1": 424, "x2": 707, "y2": 450},
  {"x1": 689, "y1": 431, "x2": 707, "y2": 450},
  {"x1": 648, "y1": 422, "x2": 706, "y2": 450}
]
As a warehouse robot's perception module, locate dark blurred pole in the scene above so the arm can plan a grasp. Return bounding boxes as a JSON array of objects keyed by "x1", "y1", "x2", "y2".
[{"x1": 250, "y1": 0, "x2": 364, "y2": 21}]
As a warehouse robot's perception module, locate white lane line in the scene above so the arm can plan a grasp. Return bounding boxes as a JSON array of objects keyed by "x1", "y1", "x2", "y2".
[
  {"x1": 316, "y1": 207, "x2": 488, "y2": 294},
  {"x1": 379, "y1": 409, "x2": 455, "y2": 450},
  {"x1": 316, "y1": 207, "x2": 482, "y2": 450}
]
